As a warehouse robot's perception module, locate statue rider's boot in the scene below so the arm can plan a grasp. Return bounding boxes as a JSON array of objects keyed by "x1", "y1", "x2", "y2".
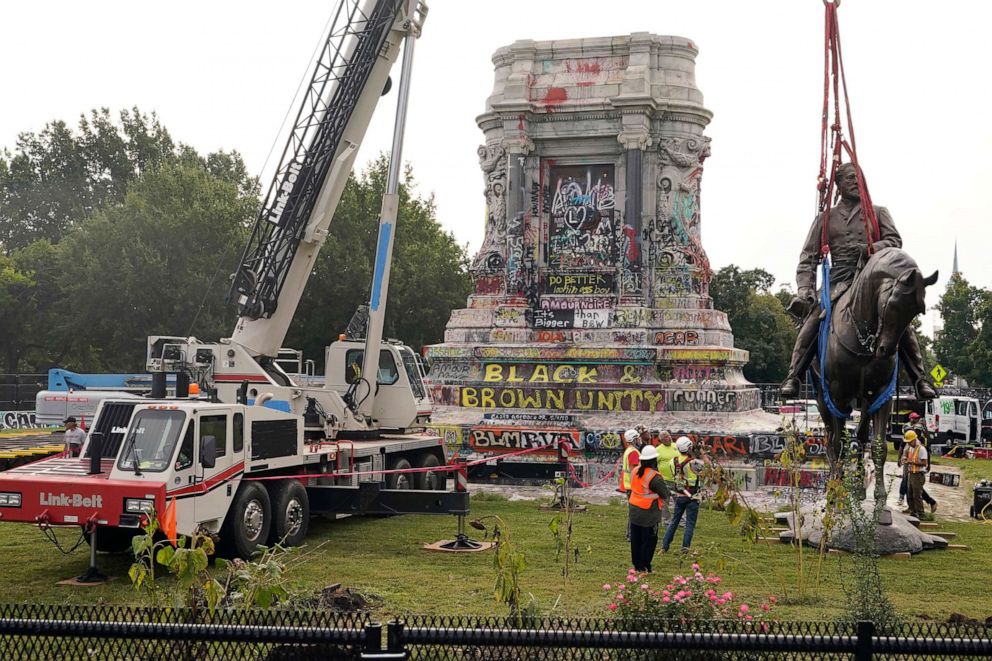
[
  {"x1": 780, "y1": 312, "x2": 821, "y2": 398},
  {"x1": 899, "y1": 331, "x2": 937, "y2": 401}
]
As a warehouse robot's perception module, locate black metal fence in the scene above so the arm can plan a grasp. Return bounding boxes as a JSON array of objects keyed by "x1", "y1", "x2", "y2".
[
  {"x1": 1, "y1": 604, "x2": 990, "y2": 660},
  {"x1": 0, "y1": 374, "x2": 45, "y2": 412}
]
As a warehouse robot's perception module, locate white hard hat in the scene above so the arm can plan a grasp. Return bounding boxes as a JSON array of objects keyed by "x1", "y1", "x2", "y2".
[
  {"x1": 675, "y1": 436, "x2": 693, "y2": 453},
  {"x1": 640, "y1": 445, "x2": 659, "y2": 461},
  {"x1": 624, "y1": 429, "x2": 639, "y2": 443}
]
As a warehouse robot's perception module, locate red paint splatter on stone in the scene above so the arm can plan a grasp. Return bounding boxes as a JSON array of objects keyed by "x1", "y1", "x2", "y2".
[
  {"x1": 543, "y1": 87, "x2": 568, "y2": 106},
  {"x1": 575, "y1": 61, "x2": 601, "y2": 74},
  {"x1": 576, "y1": 81, "x2": 594, "y2": 87}
]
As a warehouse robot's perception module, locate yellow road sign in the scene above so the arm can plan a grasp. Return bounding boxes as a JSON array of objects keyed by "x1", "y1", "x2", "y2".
[{"x1": 931, "y1": 364, "x2": 947, "y2": 383}]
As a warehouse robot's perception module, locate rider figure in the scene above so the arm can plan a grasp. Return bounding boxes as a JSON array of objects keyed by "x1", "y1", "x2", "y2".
[{"x1": 780, "y1": 163, "x2": 937, "y2": 401}]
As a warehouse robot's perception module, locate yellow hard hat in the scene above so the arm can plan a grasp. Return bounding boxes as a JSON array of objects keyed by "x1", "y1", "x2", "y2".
[{"x1": 904, "y1": 430, "x2": 917, "y2": 442}]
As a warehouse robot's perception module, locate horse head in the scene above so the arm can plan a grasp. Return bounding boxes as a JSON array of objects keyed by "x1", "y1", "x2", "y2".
[{"x1": 871, "y1": 250, "x2": 938, "y2": 358}]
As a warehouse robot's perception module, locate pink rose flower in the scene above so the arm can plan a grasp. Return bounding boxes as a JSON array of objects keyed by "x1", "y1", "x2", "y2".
[
  {"x1": 603, "y1": 584, "x2": 611, "y2": 590},
  {"x1": 739, "y1": 604, "x2": 750, "y2": 613},
  {"x1": 641, "y1": 583, "x2": 650, "y2": 590},
  {"x1": 609, "y1": 603, "x2": 618, "y2": 611},
  {"x1": 692, "y1": 563, "x2": 700, "y2": 571},
  {"x1": 662, "y1": 596, "x2": 671, "y2": 603},
  {"x1": 761, "y1": 603, "x2": 770, "y2": 612}
]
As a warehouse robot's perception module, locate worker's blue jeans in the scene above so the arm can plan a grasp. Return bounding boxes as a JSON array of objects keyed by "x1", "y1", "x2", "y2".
[{"x1": 662, "y1": 496, "x2": 699, "y2": 552}]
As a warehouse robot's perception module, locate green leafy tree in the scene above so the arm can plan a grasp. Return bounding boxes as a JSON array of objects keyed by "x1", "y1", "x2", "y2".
[
  {"x1": 934, "y1": 273, "x2": 982, "y2": 383},
  {"x1": 710, "y1": 266, "x2": 797, "y2": 383},
  {"x1": 0, "y1": 108, "x2": 175, "y2": 252},
  {"x1": 56, "y1": 156, "x2": 256, "y2": 370},
  {"x1": 287, "y1": 156, "x2": 470, "y2": 367}
]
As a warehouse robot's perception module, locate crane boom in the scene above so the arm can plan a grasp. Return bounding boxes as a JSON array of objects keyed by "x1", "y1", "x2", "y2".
[{"x1": 228, "y1": 0, "x2": 413, "y2": 359}]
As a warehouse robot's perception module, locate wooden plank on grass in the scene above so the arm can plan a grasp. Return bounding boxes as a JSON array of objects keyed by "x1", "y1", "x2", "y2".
[{"x1": 946, "y1": 544, "x2": 971, "y2": 551}]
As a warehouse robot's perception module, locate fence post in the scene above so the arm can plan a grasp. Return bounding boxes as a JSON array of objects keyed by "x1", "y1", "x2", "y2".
[
  {"x1": 386, "y1": 620, "x2": 408, "y2": 658},
  {"x1": 855, "y1": 620, "x2": 874, "y2": 661},
  {"x1": 363, "y1": 622, "x2": 383, "y2": 657}
]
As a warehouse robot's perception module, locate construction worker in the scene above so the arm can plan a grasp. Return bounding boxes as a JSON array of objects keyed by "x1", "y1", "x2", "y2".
[
  {"x1": 661, "y1": 436, "x2": 710, "y2": 554},
  {"x1": 902, "y1": 430, "x2": 929, "y2": 518},
  {"x1": 63, "y1": 417, "x2": 86, "y2": 457},
  {"x1": 897, "y1": 413, "x2": 936, "y2": 511},
  {"x1": 619, "y1": 429, "x2": 641, "y2": 541},
  {"x1": 627, "y1": 444, "x2": 670, "y2": 573},
  {"x1": 655, "y1": 431, "x2": 680, "y2": 526}
]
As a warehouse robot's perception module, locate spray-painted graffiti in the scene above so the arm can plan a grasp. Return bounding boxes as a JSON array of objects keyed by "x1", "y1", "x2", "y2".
[
  {"x1": 493, "y1": 307, "x2": 526, "y2": 327},
  {"x1": 547, "y1": 164, "x2": 616, "y2": 268},
  {"x1": 476, "y1": 346, "x2": 656, "y2": 362},
  {"x1": 483, "y1": 412, "x2": 575, "y2": 425},
  {"x1": 761, "y1": 466, "x2": 829, "y2": 489},
  {"x1": 0, "y1": 411, "x2": 43, "y2": 430},
  {"x1": 542, "y1": 273, "x2": 614, "y2": 296},
  {"x1": 539, "y1": 297, "x2": 612, "y2": 310},
  {"x1": 748, "y1": 433, "x2": 828, "y2": 460},
  {"x1": 460, "y1": 387, "x2": 669, "y2": 412},
  {"x1": 655, "y1": 331, "x2": 700, "y2": 346},
  {"x1": 483, "y1": 364, "x2": 598, "y2": 384},
  {"x1": 474, "y1": 274, "x2": 504, "y2": 295},
  {"x1": 469, "y1": 427, "x2": 580, "y2": 453}
]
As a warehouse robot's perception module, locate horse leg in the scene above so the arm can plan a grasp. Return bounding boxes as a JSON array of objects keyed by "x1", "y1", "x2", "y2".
[{"x1": 872, "y1": 403, "x2": 892, "y2": 516}]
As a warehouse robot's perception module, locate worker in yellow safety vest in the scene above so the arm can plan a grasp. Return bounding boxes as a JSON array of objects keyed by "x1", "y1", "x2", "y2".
[
  {"x1": 661, "y1": 437, "x2": 710, "y2": 554},
  {"x1": 655, "y1": 431, "x2": 680, "y2": 526},
  {"x1": 627, "y1": 444, "x2": 671, "y2": 572},
  {"x1": 902, "y1": 430, "x2": 929, "y2": 519},
  {"x1": 618, "y1": 429, "x2": 641, "y2": 494}
]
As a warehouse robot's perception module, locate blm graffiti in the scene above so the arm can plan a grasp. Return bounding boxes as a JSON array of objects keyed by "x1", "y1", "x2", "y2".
[{"x1": 547, "y1": 164, "x2": 616, "y2": 269}]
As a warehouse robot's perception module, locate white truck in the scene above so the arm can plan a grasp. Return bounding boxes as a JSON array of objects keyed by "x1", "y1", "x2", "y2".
[
  {"x1": 925, "y1": 395, "x2": 981, "y2": 446},
  {"x1": 0, "y1": 0, "x2": 466, "y2": 571}
]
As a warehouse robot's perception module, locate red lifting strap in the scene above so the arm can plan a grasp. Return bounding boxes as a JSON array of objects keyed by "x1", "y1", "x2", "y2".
[{"x1": 817, "y1": 0, "x2": 880, "y2": 258}]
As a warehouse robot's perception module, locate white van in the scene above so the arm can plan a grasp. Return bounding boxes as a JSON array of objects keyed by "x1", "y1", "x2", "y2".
[{"x1": 926, "y1": 396, "x2": 980, "y2": 445}]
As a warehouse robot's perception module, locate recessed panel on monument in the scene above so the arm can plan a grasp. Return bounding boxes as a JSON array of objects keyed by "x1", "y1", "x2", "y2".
[{"x1": 425, "y1": 34, "x2": 775, "y2": 458}]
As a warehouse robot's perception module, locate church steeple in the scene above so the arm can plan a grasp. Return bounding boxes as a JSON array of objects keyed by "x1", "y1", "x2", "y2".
[{"x1": 952, "y1": 239, "x2": 959, "y2": 277}]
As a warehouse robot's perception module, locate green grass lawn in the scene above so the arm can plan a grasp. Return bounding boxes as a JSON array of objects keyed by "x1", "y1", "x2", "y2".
[{"x1": 2, "y1": 494, "x2": 991, "y2": 622}]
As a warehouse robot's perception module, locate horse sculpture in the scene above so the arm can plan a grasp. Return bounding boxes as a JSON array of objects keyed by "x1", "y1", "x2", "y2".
[{"x1": 812, "y1": 247, "x2": 937, "y2": 504}]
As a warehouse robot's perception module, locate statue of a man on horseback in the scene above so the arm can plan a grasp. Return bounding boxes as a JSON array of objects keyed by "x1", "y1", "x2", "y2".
[{"x1": 780, "y1": 163, "x2": 937, "y2": 402}]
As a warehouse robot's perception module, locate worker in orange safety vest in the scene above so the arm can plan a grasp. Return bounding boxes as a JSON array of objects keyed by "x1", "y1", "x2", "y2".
[{"x1": 628, "y1": 444, "x2": 671, "y2": 572}]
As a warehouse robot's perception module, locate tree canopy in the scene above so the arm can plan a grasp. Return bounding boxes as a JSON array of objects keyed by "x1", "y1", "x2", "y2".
[
  {"x1": 709, "y1": 266, "x2": 796, "y2": 383},
  {"x1": 286, "y1": 156, "x2": 471, "y2": 370},
  {"x1": 934, "y1": 273, "x2": 991, "y2": 386},
  {"x1": 0, "y1": 110, "x2": 471, "y2": 374}
]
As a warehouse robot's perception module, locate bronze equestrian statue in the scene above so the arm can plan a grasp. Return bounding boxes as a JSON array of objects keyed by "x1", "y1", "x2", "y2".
[
  {"x1": 781, "y1": 163, "x2": 937, "y2": 403},
  {"x1": 781, "y1": 163, "x2": 938, "y2": 499}
]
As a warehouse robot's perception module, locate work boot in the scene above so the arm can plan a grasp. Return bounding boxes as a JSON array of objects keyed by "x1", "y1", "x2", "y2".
[{"x1": 930, "y1": 501, "x2": 938, "y2": 514}]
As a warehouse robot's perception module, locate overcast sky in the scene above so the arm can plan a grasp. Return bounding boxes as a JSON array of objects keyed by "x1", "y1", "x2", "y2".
[{"x1": 3, "y1": 1, "x2": 989, "y2": 336}]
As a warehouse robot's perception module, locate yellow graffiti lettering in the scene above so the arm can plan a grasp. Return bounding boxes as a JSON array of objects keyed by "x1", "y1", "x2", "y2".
[
  {"x1": 552, "y1": 365, "x2": 573, "y2": 383},
  {"x1": 597, "y1": 390, "x2": 620, "y2": 411},
  {"x1": 645, "y1": 391, "x2": 665, "y2": 412},
  {"x1": 546, "y1": 390, "x2": 565, "y2": 410},
  {"x1": 507, "y1": 366, "x2": 525, "y2": 383},
  {"x1": 531, "y1": 365, "x2": 550, "y2": 383},
  {"x1": 620, "y1": 365, "x2": 641, "y2": 384},
  {"x1": 461, "y1": 387, "x2": 479, "y2": 407},
  {"x1": 498, "y1": 389, "x2": 516, "y2": 407},
  {"x1": 577, "y1": 367, "x2": 598, "y2": 383},
  {"x1": 519, "y1": 390, "x2": 542, "y2": 408},
  {"x1": 484, "y1": 364, "x2": 503, "y2": 382},
  {"x1": 625, "y1": 390, "x2": 644, "y2": 410},
  {"x1": 481, "y1": 388, "x2": 496, "y2": 408},
  {"x1": 575, "y1": 391, "x2": 594, "y2": 410}
]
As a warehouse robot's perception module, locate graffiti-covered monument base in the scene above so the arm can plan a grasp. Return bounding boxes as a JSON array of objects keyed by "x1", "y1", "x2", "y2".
[{"x1": 426, "y1": 34, "x2": 777, "y2": 458}]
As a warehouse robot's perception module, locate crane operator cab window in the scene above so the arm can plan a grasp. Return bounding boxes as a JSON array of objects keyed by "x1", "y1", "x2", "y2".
[
  {"x1": 200, "y1": 415, "x2": 228, "y2": 458},
  {"x1": 175, "y1": 426, "x2": 194, "y2": 471},
  {"x1": 344, "y1": 349, "x2": 399, "y2": 385}
]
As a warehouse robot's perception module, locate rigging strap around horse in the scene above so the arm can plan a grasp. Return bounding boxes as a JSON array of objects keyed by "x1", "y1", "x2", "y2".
[{"x1": 811, "y1": 257, "x2": 898, "y2": 419}]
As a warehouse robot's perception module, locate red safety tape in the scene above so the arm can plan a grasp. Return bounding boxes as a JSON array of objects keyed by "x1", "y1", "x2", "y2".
[
  {"x1": 566, "y1": 457, "x2": 621, "y2": 489},
  {"x1": 242, "y1": 443, "x2": 553, "y2": 482}
]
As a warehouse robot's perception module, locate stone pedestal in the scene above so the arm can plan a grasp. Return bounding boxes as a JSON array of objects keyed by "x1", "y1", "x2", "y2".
[{"x1": 425, "y1": 34, "x2": 776, "y2": 460}]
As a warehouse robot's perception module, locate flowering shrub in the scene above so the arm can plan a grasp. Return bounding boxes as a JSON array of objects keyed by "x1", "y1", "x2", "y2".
[{"x1": 605, "y1": 564, "x2": 776, "y2": 627}]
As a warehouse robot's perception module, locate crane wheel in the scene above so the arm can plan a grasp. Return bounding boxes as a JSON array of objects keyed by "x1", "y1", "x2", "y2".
[
  {"x1": 219, "y1": 482, "x2": 271, "y2": 559},
  {"x1": 414, "y1": 453, "x2": 443, "y2": 491},
  {"x1": 268, "y1": 480, "x2": 310, "y2": 547},
  {"x1": 385, "y1": 457, "x2": 413, "y2": 490}
]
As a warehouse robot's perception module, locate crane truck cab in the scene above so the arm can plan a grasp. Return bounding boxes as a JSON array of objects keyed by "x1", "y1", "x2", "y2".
[{"x1": 325, "y1": 338, "x2": 431, "y2": 432}]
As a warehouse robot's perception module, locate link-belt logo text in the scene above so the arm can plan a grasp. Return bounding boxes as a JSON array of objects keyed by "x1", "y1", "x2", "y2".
[
  {"x1": 268, "y1": 162, "x2": 302, "y2": 225},
  {"x1": 39, "y1": 492, "x2": 103, "y2": 508}
]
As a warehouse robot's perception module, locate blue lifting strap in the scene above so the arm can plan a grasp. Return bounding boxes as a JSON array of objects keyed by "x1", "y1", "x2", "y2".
[{"x1": 811, "y1": 256, "x2": 898, "y2": 419}]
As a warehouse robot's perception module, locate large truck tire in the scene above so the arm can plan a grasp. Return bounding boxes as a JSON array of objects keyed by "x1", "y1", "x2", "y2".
[
  {"x1": 414, "y1": 453, "x2": 443, "y2": 491},
  {"x1": 268, "y1": 480, "x2": 310, "y2": 547},
  {"x1": 219, "y1": 482, "x2": 272, "y2": 559},
  {"x1": 385, "y1": 457, "x2": 413, "y2": 490}
]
